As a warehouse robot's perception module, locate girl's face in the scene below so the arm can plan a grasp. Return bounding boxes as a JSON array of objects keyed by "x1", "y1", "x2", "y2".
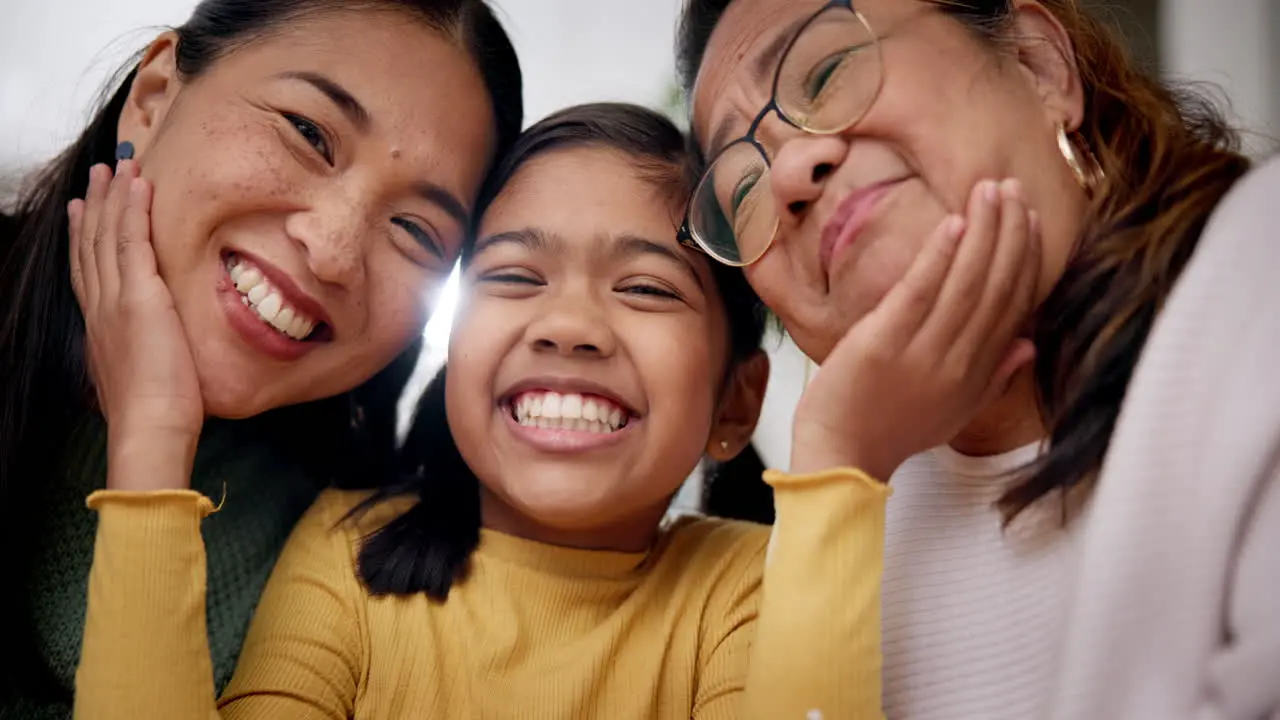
[
  {"x1": 447, "y1": 147, "x2": 765, "y2": 551},
  {"x1": 691, "y1": 0, "x2": 1087, "y2": 362},
  {"x1": 118, "y1": 10, "x2": 496, "y2": 418}
]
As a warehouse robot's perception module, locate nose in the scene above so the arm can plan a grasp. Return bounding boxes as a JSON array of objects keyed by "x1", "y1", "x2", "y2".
[
  {"x1": 769, "y1": 135, "x2": 849, "y2": 226},
  {"x1": 285, "y1": 203, "x2": 366, "y2": 289},
  {"x1": 525, "y1": 291, "x2": 617, "y2": 359}
]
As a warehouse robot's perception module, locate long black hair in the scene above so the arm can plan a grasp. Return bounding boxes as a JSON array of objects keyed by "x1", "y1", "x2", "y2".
[
  {"x1": 677, "y1": 0, "x2": 1250, "y2": 522},
  {"x1": 0, "y1": 0, "x2": 522, "y2": 689},
  {"x1": 354, "y1": 102, "x2": 770, "y2": 599}
]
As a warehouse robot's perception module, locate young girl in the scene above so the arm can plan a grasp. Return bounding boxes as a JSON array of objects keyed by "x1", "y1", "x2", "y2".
[{"x1": 76, "y1": 101, "x2": 1025, "y2": 718}]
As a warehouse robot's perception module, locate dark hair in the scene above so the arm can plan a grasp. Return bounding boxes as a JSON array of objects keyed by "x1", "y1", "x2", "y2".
[
  {"x1": 0, "y1": 0, "x2": 521, "y2": 694},
  {"x1": 355, "y1": 102, "x2": 770, "y2": 599},
  {"x1": 676, "y1": 0, "x2": 1252, "y2": 522}
]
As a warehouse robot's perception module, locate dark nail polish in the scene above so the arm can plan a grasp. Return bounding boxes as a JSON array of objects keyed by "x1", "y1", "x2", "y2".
[{"x1": 115, "y1": 141, "x2": 135, "y2": 163}]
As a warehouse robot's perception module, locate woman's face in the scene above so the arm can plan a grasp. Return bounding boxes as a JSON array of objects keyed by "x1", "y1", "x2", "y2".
[
  {"x1": 119, "y1": 10, "x2": 496, "y2": 417},
  {"x1": 691, "y1": 0, "x2": 1087, "y2": 362},
  {"x1": 447, "y1": 147, "x2": 763, "y2": 549}
]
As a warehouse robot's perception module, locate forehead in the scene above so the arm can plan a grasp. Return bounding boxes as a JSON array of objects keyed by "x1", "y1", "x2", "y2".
[
  {"x1": 480, "y1": 148, "x2": 681, "y2": 239},
  {"x1": 211, "y1": 11, "x2": 490, "y2": 141},
  {"x1": 691, "y1": 0, "x2": 830, "y2": 151}
]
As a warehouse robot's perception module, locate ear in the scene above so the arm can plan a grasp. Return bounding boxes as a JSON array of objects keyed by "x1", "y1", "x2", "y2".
[
  {"x1": 117, "y1": 32, "x2": 183, "y2": 158},
  {"x1": 706, "y1": 351, "x2": 770, "y2": 462},
  {"x1": 1009, "y1": 1, "x2": 1085, "y2": 131}
]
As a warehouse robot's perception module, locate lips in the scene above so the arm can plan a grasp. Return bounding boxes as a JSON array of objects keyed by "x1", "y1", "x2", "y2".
[
  {"x1": 498, "y1": 377, "x2": 641, "y2": 452},
  {"x1": 819, "y1": 179, "x2": 903, "y2": 276}
]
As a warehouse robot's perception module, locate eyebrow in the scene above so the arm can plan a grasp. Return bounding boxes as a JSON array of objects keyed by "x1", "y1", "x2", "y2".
[
  {"x1": 471, "y1": 228, "x2": 705, "y2": 291},
  {"x1": 707, "y1": 13, "x2": 812, "y2": 157},
  {"x1": 414, "y1": 181, "x2": 471, "y2": 229},
  {"x1": 612, "y1": 233, "x2": 705, "y2": 291},
  {"x1": 277, "y1": 71, "x2": 371, "y2": 131},
  {"x1": 472, "y1": 227, "x2": 551, "y2": 257}
]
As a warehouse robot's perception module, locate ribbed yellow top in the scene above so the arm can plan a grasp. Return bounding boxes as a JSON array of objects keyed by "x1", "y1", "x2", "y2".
[{"x1": 76, "y1": 468, "x2": 888, "y2": 719}]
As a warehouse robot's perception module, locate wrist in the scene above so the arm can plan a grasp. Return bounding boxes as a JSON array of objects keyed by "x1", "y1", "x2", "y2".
[
  {"x1": 790, "y1": 431, "x2": 895, "y2": 481},
  {"x1": 106, "y1": 424, "x2": 200, "y2": 491}
]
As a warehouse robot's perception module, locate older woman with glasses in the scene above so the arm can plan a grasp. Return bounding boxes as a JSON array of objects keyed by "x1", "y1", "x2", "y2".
[{"x1": 677, "y1": 0, "x2": 1280, "y2": 718}]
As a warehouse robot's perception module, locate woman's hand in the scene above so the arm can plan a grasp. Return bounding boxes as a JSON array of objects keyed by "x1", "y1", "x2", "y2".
[
  {"x1": 791, "y1": 178, "x2": 1041, "y2": 479},
  {"x1": 69, "y1": 161, "x2": 204, "y2": 490}
]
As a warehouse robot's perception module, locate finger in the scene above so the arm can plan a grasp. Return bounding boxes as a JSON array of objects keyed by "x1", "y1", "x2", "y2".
[
  {"x1": 961, "y1": 179, "x2": 1031, "y2": 355},
  {"x1": 93, "y1": 159, "x2": 140, "y2": 300},
  {"x1": 117, "y1": 177, "x2": 157, "y2": 283},
  {"x1": 67, "y1": 199, "x2": 87, "y2": 307},
  {"x1": 863, "y1": 213, "x2": 966, "y2": 349},
  {"x1": 78, "y1": 165, "x2": 111, "y2": 303},
  {"x1": 923, "y1": 179, "x2": 1004, "y2": 346}
]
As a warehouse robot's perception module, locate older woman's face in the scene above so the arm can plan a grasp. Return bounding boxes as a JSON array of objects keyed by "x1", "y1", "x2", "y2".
[{"x1": 691, "y1": 0, "x2": 1087, "y2": 361}]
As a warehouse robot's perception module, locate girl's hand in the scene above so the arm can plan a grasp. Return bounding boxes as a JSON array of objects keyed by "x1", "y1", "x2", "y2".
[
  {"x1": 791, "y1": 178, "x2": 1040, "y2": 479},
  {"x1": 69, "y1": 161, "x2": 204, "y2": 489}
]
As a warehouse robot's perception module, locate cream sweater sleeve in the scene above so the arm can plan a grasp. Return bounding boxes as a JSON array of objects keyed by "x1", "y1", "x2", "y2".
[
  {"x1": 74, "y1": 490, "x2": 363, "y2": 720},
  {"x1": 743, "y1": 468, "x2": 889, "y2": 720}
]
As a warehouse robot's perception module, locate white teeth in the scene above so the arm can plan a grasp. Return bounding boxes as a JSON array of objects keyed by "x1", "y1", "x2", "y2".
[
  {"x1": 560, "y1": 394, "x2": 582, "y2": 420},
  {"x1": 235, "y1": 267, "x2": 263, "y2": 293},
  {"x1": 246, "y1": 283, "x2": 269, "y2": 305},
  {"x1": 511, "y1": 391, "x2": 628, "y2": 433},
  {"x1": 270, "y1": 306, "x2": 294, "y2": 332},
  {"x1": 542, "y1": 393, "x2": 562, "y2": 419},
  {"x1": 226, "y1": 256, "x2": 320, "y2": 341},
  {"x1": 256, "y1": 292, "x2": 283, "y2": 322}
]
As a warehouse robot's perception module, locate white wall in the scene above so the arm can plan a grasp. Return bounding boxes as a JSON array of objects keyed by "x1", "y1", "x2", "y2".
[{"x1": 1160, "y1": 0, "x2": 1279, "y2": 157}]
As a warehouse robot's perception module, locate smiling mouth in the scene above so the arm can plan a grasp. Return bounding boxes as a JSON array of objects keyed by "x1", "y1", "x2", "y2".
[
  {"x1": 224, "y1": 253, "x2": 331, "y2": 342},
  {"x1": 504, "y1": 390, "x2": 633, "y2": 434}
]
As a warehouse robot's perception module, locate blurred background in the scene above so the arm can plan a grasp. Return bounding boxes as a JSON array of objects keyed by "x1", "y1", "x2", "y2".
[{"x1": 3, "y1": 0, "x2": 1277, "y2": 502}]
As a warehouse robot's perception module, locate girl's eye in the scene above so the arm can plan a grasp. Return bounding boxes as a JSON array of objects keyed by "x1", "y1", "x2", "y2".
[
  {"x1": 283, "y1": 113, "x2": 333, "y2": 164},
  {"x1": 481, "y1": 271, "x2": 542, "y2": 286},
  {"x1": 391, "y1": 217, "x2": 444, "y2": 261}
]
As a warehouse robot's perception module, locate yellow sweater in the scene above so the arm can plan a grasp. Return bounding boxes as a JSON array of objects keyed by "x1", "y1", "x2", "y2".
[{"x1": 75, "y1": 469, "x2": 887, "y2": 719}]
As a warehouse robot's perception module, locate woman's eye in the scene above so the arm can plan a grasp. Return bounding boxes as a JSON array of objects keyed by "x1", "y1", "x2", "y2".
[
  {"x1": 391, "y1": 217, "x2": 444, "y2": 261},
  {"x1": 620, "y1": 283, "x2": 680, "y2": 300},
  {"x1": 283, "y1": 113, "x2": 333, "y2": 164},
  {"x1": 731, "y1": 173, "x2": 761, "y2": 214},
  {"x1": 804, "y1": 54, "x2": 843, "y2": 99}
]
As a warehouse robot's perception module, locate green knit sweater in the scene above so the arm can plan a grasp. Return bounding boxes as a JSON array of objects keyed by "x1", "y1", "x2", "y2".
[{"x1": 2, "y1": 416, "x2": 322, "y2": 720}]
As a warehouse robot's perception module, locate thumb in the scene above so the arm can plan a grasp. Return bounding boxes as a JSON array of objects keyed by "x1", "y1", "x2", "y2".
[{"x1": 977, "y1": 338, "x2": 1035, "y2": 410}]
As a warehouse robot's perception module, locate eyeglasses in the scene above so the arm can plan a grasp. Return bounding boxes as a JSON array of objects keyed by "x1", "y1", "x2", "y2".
[{"x1": 678, "y1": 1, "x2": 884, "y2": 267}]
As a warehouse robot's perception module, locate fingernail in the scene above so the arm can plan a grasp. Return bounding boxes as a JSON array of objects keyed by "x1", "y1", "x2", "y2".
[
  {"x1": 1028, "y1": 209, "x2": 1040, "y2": 234},
  {"x1": 980, "y1": 180, "x2": 999, "y2": 204},
  {"x1": 943, "y1": 214, "x2": 965, "y2": 239},
  {"x1": 1000, "y1": 178, "x2": 1022, "y2": 201},
  {"x1": 130, "y1": 177, "x2": 148, "y2": 200}
]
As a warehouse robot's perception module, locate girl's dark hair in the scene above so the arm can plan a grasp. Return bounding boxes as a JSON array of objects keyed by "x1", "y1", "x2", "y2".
[
  {"x1": 355, "y1": 102, "x2": 770, "y2": 599},
  {"x1": 677, "y1": 0, "x2": 1253, "y2": 522},
  {"x1": 0, "y1": 0, "x2": 521, "y2": 693}
]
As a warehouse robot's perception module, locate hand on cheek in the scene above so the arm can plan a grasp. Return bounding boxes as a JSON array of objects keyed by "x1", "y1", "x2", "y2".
[
  {"x1": 68, "y1": 160, "x2": 204, "y2": 490},
  {"x1": 790, "y1": 178, "x2": 1040, "y2": 480}
]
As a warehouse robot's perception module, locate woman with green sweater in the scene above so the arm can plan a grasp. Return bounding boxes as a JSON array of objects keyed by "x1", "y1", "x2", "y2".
[{"x1": 0, "y1": 1, "x2": 522, "y2": 716}]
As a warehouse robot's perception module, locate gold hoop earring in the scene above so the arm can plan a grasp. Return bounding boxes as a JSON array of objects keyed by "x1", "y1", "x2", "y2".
[{"x1": 1056, "y1": 123, "x2": 1104, "y2": 196}]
